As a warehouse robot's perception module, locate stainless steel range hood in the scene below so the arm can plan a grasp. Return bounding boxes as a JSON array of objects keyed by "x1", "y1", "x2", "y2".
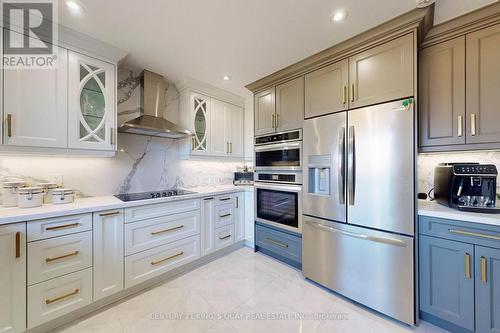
[{"x1": 118, "y1": 70, "x2": 193, "y2": 139}]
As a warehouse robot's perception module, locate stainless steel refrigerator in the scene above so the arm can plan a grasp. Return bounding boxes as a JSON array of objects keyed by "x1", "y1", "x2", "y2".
[{"x1": 302, "y1": 99, "x2": 415, "y2": 325}]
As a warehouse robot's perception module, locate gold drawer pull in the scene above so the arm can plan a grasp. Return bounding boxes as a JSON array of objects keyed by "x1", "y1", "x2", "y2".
[
  {"x1": 15, "y1": 232, "x2": 21, "y2": 258},
  {"x1": 99, "y1": 211, "x2": 121, "y2": 217},
  {"x1": 481, "y1": 256, "x2": 487, "y2": 283},
  {"x1": 465, "y1": 253, "x2": 471, "y2": 279},
  {"x1": 151, "y1": 225, "x2": 184, "y2": 235},
  {"x1": 45, "y1": 289, "x2": 79, "y2": 305},
  {"x1": 219, "y1": 234, "x2": 231, "y2": 240},
  {"x1": 45, "y1": 223, "x2": 80, "y2": 231},
  {"x1": 449, "y1": 229, "x2": 500, "y2": 241},
  {"x1": 219, "y1": 213, "x2": 231, "y2": 218},
  {"x1": 46, "y1": 251, "x2": 79, "y2": 263},
  {"x1": 151, "y1": 251, "x2": 184, "y2": 266},
  {"x1": 266, "y1": 237, "x2": 289, "y2": 248}
]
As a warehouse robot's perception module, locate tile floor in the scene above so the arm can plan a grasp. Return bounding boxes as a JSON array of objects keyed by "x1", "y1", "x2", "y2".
[{"x1": 55, "y1": 247, "x2": 449, "y2": 333}]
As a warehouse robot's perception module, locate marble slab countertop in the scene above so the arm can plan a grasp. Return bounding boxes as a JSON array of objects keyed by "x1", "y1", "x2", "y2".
[
  {"x1": 418, "y1": 200, "x2": 500, "y2": 227},
  {"x1": 0, "y1": 185, "x2": 253, "y2": 225}
]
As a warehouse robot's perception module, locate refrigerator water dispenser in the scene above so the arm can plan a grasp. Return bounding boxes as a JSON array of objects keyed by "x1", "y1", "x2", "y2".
[{"x1": 308, "y1": 155, "x2": 331, "y2": 195}]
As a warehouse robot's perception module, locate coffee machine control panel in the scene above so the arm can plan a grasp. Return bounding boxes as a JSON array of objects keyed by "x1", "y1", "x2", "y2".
[{"x1": 453, "y1": 164, "x2": 497, "y2": 175}]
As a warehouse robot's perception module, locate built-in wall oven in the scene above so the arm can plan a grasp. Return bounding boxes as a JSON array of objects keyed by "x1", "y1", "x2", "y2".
[
  {"x1": 255, "y1": 130, "x2": 302, "y2": 171},
  {"x1": 254, "y1": 171, "x2": 302, "y2": 233}
]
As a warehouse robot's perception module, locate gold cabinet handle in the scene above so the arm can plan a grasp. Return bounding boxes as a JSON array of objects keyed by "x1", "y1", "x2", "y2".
[
  {"x1": 45, "y1": 223, "x2": 80, "y2": 231},
  {"x1": 470, "y1": 114, "x2": 477, "y2": 136},
  {"x1": 151, "y1": 251, "x2": 184, "y2": 266},
  {"x1": 236, "y1": 196, "x2": 239, "y2": 209},
  {"x1": 99, "y1": 211, "x2": 120, "y2": 217},
  {"x1": 192, "y1": 136, "x2": 196, "y2": 150},
  {"x1": 230, "y1": 142, "x2": 233, "y2": 154},
  {"x1": 151, "y1": 225, "x2": 184, "y2": 235},
  {"x1": 219, "y1": 213, "x2": 231, "y2": 218},
  {"x1": 465, "y1": 253, "x2": 471, "y2": 279},
  {"x1": 46, "y1": 251, "x2": 79, "y2": 263},
  {"x1": 266, "y1": 237, "x2": 288, "y2": 248},
  {"x1": 449, "y1": 229, "x2": 500, "y2": 241},
  {"x1": 481, "y1": 256, "x2": 487, "y2": 283},
  {"x1": 219, "y1": 234, "x2": 231, "y2": 240},
  {"x1": 342, "y1": 85, "x2": 347, "y2": 105},
  {"x1": 350, "y1": 84, "x2": 355, "y2": 103},
  {"x1": 271, "y1": 114, "x2": 276, "y2": 129},
  {"x1": 457, "y1": 116, "x2": 463, "y2": 137},
  {"x1": 15, "y1": 232, "x2": 20, "y2": 258},
  {"x1": 7, "y1": 114, "x2": 12, "y2": 138},
  {"x1": 45, "y1": 289, "x2": 79, "y2": 305},
  {"x1": 276, "y1": 114, "x2": 279, "y2": 128}
]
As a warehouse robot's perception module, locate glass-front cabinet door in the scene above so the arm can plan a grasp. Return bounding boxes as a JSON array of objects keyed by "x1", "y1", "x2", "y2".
[
  {"x1": 68, "y1": 51, "x2": 116, "y2": 151},
  {"x1": 190, "y1": 92, "x2": 211, "y2": 154}
]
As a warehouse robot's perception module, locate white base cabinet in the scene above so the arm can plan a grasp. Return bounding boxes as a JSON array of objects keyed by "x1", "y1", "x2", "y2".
[
  {"x1": 201, "y1": 197, "x2": 216, "y2": 256},
  {"x1": 0, "y1": 223, "x2": 26, "y2": 333},
  {"x1": 93, "y1": 210, "x2": 124, "y2": 301},
  {"x1": 234, "y1": 192, "x2": 245, "y2": 242}
]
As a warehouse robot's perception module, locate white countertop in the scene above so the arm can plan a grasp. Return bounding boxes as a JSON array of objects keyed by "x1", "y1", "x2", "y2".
[
  {"x1": 418, "y1": 200, "x2": 500, "y2": 227},
  {"x1": 0, "y1": 185, "x2": 253, "y2": 225}
]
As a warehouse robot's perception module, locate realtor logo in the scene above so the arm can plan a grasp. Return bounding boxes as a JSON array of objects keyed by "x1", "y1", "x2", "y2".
[{"x1": 1, "y1": 0, "x2": 58, "y2": 68}]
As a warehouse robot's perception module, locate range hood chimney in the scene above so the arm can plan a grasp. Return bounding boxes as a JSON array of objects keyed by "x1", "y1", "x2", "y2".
[{"x1": 118, "y1": 70, "x2": 193, "y2": 139}]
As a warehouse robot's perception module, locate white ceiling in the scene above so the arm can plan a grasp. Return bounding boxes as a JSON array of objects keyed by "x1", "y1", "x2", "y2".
[{"x1": 59, "y1": 0, "x2": 497, "y2": 98}]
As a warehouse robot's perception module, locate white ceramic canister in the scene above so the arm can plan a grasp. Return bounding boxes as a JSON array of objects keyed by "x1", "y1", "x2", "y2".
[
  {"x1": 2, "y1": 181, "x2": 27, "y2": 207},
  {"x1": 38, "y1": 182, "x2": 59, "y2": 203},
  {"x1": 52, "y1": 188, "x2": 74, "y2": 204},
  {"x1": 18, "y1": 187, "x2": 44, "y2": 208}
]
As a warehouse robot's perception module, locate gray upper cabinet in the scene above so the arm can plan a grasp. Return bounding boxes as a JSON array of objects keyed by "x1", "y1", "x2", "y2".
[
  {"x1": 254, "y1": 87, "x2": 276, "y2": 136},
  {"x1": 304, "y1": 60, "x2": 348, "y2": 119},
  {"x1": 276, "y1": 77, "x2": 304, "y2": 131},
  {"x1": 419, "y1": 37, "x2": 466, "y2": 148},
  {"x1": 349, "y1": 33, "x2": 414, "y2": 109},
  {"x1": 466, "y1": 24, "x2": 500, "y2": 145}
]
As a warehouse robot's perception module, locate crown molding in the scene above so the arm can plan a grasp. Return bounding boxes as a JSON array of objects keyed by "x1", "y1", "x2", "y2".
[
  {"x1": 421, "y1": 2, "x2": 500, "y2": 48},
  {"x1": 245, "y1": 5, "x2": 434, "y2": 94},
  {"x1": 176, "y1": 77, "x2": 245, "y2": 108}
]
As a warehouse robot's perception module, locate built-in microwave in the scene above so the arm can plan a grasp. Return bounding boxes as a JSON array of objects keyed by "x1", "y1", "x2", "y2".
[{"x1": 254, "y1": 130, "x2": 302, "y2": 171}]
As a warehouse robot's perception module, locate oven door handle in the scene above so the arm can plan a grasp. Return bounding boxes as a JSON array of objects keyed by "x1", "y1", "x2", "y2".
[
  {"x1": 254, "y1": 141, "x2": 302, "y2": 152},
  {"x1": 254, "y1": 183, "x2": 302, "y2": 193}
]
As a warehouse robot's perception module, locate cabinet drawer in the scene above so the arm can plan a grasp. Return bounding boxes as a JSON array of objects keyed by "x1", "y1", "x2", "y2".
[
  {"x1": 215, "y1": 225, "x2": 234, "y2": 250},
  {"x1": 28, "y1": 231, "x2": 92, "y2": 285},
  {"x1": 125, "y1": 210, "x2": 200, "y2": 255},
  {"x1": 124, "y1": 198, "x2": 200, "y2": 223},
  {"x1": 419, "y1": 215, "x2": 500, "y2": 249},
  {"x1": 214, "y1": 194, "x2": 234, "y2": 206},
  {"x1": 28, "y1": 268, "x2": 92, "y2": 329},
  {"x1": 27, "y1": 214, "x2": 92, "y2": 241},
  {"x1": 255, "y1": 223, "x2": 302, "y2": 264},
  {"x1": 214, "y1": 204, "x2": 234, "y2": 228},
  {"x1": 125, "y1": 235, "x2": 200, "y2": 288}
]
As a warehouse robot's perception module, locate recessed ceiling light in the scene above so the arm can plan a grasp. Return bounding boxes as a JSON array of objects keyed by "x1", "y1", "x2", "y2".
[
  {"x1": 223, "y1": 75, "x2": 231, "y2": 81},
  {"x1": 331, "y1": 9, "x2": 348, "y2": 23},
  {"x1": 66, "y1": 0, "x2": 85, "y2": 16}
]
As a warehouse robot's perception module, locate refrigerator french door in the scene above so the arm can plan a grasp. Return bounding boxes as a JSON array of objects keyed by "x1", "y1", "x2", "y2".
[{"x1": 302, "y1": 99, "x2": 415, "y2": 325}]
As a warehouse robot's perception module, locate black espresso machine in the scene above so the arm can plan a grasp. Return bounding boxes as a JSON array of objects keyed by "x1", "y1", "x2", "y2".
[{"x1": 434, "y1": 163, "x2": 500, "y2": 213}]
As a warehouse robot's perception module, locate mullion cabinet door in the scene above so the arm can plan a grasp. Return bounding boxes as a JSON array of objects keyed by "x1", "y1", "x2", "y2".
[
  {"x1": 191, "y1": 92, "x2": 211, "y2": 155},
  {"x1": 68, "y1": 51, "x2": 116, "y2": 151}
]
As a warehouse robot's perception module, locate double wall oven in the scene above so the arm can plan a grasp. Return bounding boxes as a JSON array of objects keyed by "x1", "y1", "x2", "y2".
[{"x1": 254, "y1": 130, "x2": 302, "y2": 233}]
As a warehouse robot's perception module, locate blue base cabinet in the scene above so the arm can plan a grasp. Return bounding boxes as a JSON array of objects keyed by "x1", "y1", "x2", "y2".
[
  {"x1": 255, "y1": 222, "x2": 302, "y2": 269},
  {"x1": 419, "y1": 216, "x2": 500, "y2": 333},
  {"x1": 476, "y1": 246, "x2": 500, "y2": 333}
]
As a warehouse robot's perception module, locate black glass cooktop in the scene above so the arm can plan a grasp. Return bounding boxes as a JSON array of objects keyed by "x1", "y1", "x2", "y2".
[{"x1": 114, "y1": 189, "x2": 196, "y2": 202}]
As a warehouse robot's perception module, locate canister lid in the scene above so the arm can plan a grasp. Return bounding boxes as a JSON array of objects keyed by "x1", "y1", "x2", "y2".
[
  {"x1": 37, "y1": 182, "x2": 58, "y2": 189},
  {"x1": 18, "y1": 186, "x2": 44, "y2": 195},
  {"x1": 52, "y1": 188, "x2": 74, "y2": 195},
  {"x1": 3, "y1": 181, "x2": 27, "y2": 189}
]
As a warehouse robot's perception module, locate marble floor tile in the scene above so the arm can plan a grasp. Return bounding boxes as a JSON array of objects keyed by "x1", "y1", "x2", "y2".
[{"x1": 55, "y1": 247, "x2": 449, "y2": 333}]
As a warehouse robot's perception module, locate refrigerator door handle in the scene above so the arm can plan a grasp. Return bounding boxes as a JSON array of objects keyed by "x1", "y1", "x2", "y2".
[
  {"x1": 338, "y1": 127, "x2": 346, "y2": 204},
  {"x1": 348, "y1": 126, "x2": 356, "y2": 205},
  {"x1": 309, "y1": 220, "x2": 407, "y2": 247}
]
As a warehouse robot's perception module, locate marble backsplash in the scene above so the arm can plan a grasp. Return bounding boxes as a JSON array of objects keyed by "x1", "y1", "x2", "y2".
[
  {"x1": 0, "y1": 67, "x2": 249, "y2": 198},
  {"x1": 418, "y1": 151, "x2": 500, "y2": 195}
]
